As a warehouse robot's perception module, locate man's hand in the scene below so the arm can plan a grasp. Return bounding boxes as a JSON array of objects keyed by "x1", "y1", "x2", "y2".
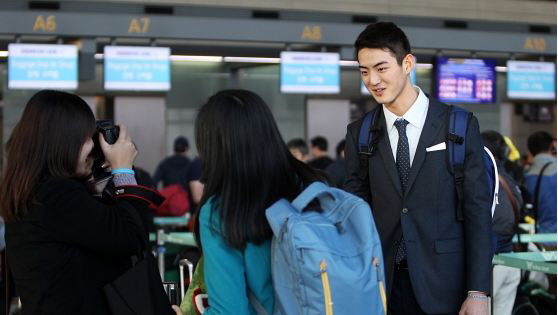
[
  {"x1": 458, "y1": 294, "x2": 489, "y2": 315},
  {"x1": 172, "y1": 305, "x2": 183, "y2": 315}
]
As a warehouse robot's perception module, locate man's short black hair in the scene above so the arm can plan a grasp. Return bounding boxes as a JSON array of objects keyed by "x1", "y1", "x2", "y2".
[
  {"x1": 354, "y1": 21, "x2": 411, "y2": 65},
  {"x1": 311, "y1": 136, "x2": 328, "y2": 152},
  {"x1": 174, "y1": 136, "x2": 189, "y2": 153},
  {"x1": 527, "y1": 131, "x2": 554, "y2": 156},
  {"x1": 287, "y1": 138, "x2": 308, "y2": 155}
]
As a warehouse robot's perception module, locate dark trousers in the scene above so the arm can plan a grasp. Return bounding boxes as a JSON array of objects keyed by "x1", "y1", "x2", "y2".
[
  {"x1": 388, "y1": 264, "x2": 457, "y2": 315},
  {"x1": 388, "y1": 264, "x2": 428, "y2": 315}
]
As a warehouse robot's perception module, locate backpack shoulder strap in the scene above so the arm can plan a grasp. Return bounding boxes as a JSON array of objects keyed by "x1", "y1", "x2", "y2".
[
  {"x1": 357, "y1": 106, "x2": 382, "y2": 178},
  {"x1": 533, "y1": 161, "x2": 552, "y2": 232},
  {"x1": 447, "y1": 105, "x2": 472, "y2": 172},
  {"x1": 446, "y1": 105, "x2": 473, "y2": 221},
  {"x1": 248, "y1": 289, "x2": 270, "y2": 315},
  {"x1": 484, "y1": 147, "x2": 500, "y2": 217},
  {"x1": 499, "y1": 174, "x2": 521, "y2": 244}
]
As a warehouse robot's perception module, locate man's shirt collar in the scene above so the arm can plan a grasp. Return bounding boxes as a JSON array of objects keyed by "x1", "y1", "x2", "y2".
[{"x1": 383, "y1": 87, "x2": 429, "y2": 130}]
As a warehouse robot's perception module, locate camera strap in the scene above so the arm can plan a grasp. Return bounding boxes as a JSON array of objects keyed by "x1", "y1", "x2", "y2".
[{"x1": 109, "y1": 185, "x2": 165, "y2": 208}]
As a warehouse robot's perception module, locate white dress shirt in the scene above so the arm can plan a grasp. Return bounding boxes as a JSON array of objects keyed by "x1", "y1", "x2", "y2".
[{"x1": 382, "y1": 87, "x2": 429, "y2": 166}]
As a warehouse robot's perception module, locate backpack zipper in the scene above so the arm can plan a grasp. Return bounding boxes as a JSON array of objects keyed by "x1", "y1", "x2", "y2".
[
  {"x1": 373, "y1": 257, "x2": 387, "y2": 315},
  {"x1": 320, "y1": 259, "x2": 334, "y2": 315}
]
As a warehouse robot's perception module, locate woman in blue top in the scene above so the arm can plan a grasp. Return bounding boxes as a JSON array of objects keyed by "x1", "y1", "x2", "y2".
[{"x1": 181, "y1": 90, "x2": 325, "y2": 315}]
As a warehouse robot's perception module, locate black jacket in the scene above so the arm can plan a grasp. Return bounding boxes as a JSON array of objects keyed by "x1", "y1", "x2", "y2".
[
  {"x1": 6, "y1": 177, "x2": 152, "y2": 315},
  {"x1": 344, "y1": 99, "x2": 493, "y2": 314}
]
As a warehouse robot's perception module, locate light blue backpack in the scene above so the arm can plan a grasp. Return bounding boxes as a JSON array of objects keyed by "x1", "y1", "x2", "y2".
[{"x1": 260, "y1": 181, "x2": 387, "y2": 315}]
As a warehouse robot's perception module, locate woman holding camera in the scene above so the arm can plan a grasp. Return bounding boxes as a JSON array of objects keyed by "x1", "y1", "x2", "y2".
[{"x1": 0, "y1": 90, "x2": 162, "y2": 315}]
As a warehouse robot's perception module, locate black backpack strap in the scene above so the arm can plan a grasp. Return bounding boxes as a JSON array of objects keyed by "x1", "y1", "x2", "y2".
[
  {"x1": 533, "y1": 161, "x2": 552, "y2": 232},
  {"x1": 499, "y1": 175, "x2": 523, "y2": 248},
  {"x1": 446, "y1": 105, "x2": 473, "y2": 222}
]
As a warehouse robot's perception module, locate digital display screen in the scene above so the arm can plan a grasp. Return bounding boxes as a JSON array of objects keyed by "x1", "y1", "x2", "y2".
[
  {"x1": 104, "y1": 46, "x2": 171, "y2": 91},
  {"x1": 436, "y1": 57, "x2": 496, "y2": 104},
  {"x1": 8, "y1": 44, "x2": 78, "y2": 90},
  {"x1": 280, "y1": 51, "x2": 340, "y2": 94},
  {"x1": 507, "y1": 61, "x2": 555, "y2": 100}
]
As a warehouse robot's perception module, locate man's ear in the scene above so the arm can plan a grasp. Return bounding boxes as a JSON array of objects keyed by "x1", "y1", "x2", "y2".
[{"x1": 403, "y1": 54, "x2": 415, "y2": 74}]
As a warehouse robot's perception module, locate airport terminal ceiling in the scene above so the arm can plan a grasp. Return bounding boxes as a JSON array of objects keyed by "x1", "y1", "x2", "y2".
[{"x1": 0, "y1": 1, "x2": 555, "y2": 60}]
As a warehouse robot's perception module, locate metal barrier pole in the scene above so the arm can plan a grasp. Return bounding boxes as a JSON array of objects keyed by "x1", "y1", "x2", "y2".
[{"x1": 157, "y1": 229, "x2": 166, "y2": 281}]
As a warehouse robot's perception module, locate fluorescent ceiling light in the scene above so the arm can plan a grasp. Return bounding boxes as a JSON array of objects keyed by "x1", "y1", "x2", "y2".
[
  {"x1": 170, "y1": 55, "x2": 223, "y2": 62},
  {"x1": 495, "y1": 66, "x2": 507, "y2": 72},
  {"x1": 341, "y1": 61, "x2": 434, "y2": 69},
  {"x1": 95, "y1": 53, "x2": 104, "y2": 59},
  {"x1": 0, "y1": 51, "x2": 8, "y2": 57},
  {"x1": 416, "y1": 63, "x2": 433, "y2": 69},
  {"x1": 224, "y1": 56, "x2": 279, "y2": 63},
  {"x1": 340, "y1": 60, "x2": 359, "y2": 67}
]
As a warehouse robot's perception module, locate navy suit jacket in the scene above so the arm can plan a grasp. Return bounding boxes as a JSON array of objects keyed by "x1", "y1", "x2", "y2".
[{"x1": 344, "y1": 98, "x2": 492, "y2": 314}]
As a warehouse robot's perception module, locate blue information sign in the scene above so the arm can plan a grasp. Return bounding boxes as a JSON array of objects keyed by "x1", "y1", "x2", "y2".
[
  {"x1": 8, "y1": 44, "x2": 78, "y2": 90},
  {"x1": 104, "y1": 46, "x2": 170, "y2": 91},
  {"x1": 436, "y1": 57, "x2": 496, "y2": 104},
  {"x1": 280, "y1": 52, "x2": 340, "y2": 94},
  {"x1": 507, "y1": 61, "x2": 555, "y2": 100}
]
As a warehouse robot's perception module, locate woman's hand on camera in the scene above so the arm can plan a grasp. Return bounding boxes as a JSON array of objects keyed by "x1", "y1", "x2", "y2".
[{"x1": 99, "y1": 124, "x2": 137, "y2": 169}]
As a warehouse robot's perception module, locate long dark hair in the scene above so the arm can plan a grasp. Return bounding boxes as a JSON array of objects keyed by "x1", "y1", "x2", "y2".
[
  {"x1": 0, "y1": 90, "x2": 96, "y2": 221},
  {"x1": 194, "y1": 89, "x2": 324, "y2": 249}
]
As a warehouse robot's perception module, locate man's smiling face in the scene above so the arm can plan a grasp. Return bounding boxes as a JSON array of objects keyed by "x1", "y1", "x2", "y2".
[{"x1": 358, "y1": 47, "x2": 411, "y2": 108}]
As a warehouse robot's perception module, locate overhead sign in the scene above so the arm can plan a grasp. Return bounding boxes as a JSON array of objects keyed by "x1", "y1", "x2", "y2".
[
  {"x1": 104, "y1": 46, "x2": 170, "y2": 91},
  {"x1": 8, "y1": 43, "x2": 78, "y2": 90},
  {"x1": 507, "y1": 61, "x2": 555, "y2": 100},
  {"x1": 280, "y1": 52, "x2": 340, "y2": 94},
  {"x1": 436, "y1": 57, "x2": 496, "y2": 104}
]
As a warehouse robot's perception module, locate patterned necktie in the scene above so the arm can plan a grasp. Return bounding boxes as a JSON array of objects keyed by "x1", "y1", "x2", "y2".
[{"x1": 394, "y1": 119, "x2": 410, "y2": 264}]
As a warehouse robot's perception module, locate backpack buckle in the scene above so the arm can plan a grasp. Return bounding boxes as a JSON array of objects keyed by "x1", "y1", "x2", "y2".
[
  {"x1": 447, "y1": 133, "x2": 464, "y2": 144},
  {"x1": 359, "y1": 151, "x2": 371, "y2": 169},
  {"x1": 454, "y1": 165, "x2": 465, "y2": 184}
]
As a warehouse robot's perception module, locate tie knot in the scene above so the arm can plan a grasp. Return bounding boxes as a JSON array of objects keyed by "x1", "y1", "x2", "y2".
[{"x1": 394, "y1": 119, "x2": 409, "y2": 132}]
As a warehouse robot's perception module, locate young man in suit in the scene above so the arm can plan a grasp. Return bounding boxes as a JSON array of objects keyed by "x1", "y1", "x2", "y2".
[{"x1": 344, "y1": 22, "x2": 492, "y2": 315}]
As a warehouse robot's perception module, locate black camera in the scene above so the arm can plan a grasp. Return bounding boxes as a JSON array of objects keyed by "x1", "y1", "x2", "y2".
[{"x1": 91, "y1": 120, "x2": 120, "y2": 181}]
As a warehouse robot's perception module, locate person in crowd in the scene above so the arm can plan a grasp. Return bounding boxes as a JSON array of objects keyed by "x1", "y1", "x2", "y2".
[
  {"x1": 308, "y1": 136, "x2": 334, "y2": 170},
  {"x1": 502, "y1": 136, "x2": 526, "y2": 184},
  {"x1": 525, "y1": 131, "x2": 557, "y2": 234},
  {"x1": 0, "y1": 90, "x2": 163, "y2": 315},
  {"x1": 287, "y1": 138, "x2": 309, "y2": 162},
  {"x1": 482, "y1": 131, "x2": 523, "y2": 315},
  {"x1": 153, "y1": 136, "x2": 203, "y2": 206},
  {"x1": 129, "y1": 166, "x2": 154, "y2": 189},
  {"x1": 344, "y1": 22, "x2": 492, "y2": 315},
  {"x1": 325, "y1": 140, "x2": 346, "y2": 188},
  {"x1": 174, "y1": 89, "x2": 324, "y2": 315}
]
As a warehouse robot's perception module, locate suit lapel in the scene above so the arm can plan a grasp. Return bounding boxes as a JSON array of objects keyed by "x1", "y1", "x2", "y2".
[
  {"x1": 377, "y1": 113, "x2": 403, "y2": 197},
  {"x1": 404, "y1": 99, "x2": 447, "y2": 198}
]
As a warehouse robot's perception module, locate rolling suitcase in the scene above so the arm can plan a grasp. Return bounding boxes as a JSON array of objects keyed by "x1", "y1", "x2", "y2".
[{"x1": 178, "y1": 258, "x2": 194, "y2": 301}]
